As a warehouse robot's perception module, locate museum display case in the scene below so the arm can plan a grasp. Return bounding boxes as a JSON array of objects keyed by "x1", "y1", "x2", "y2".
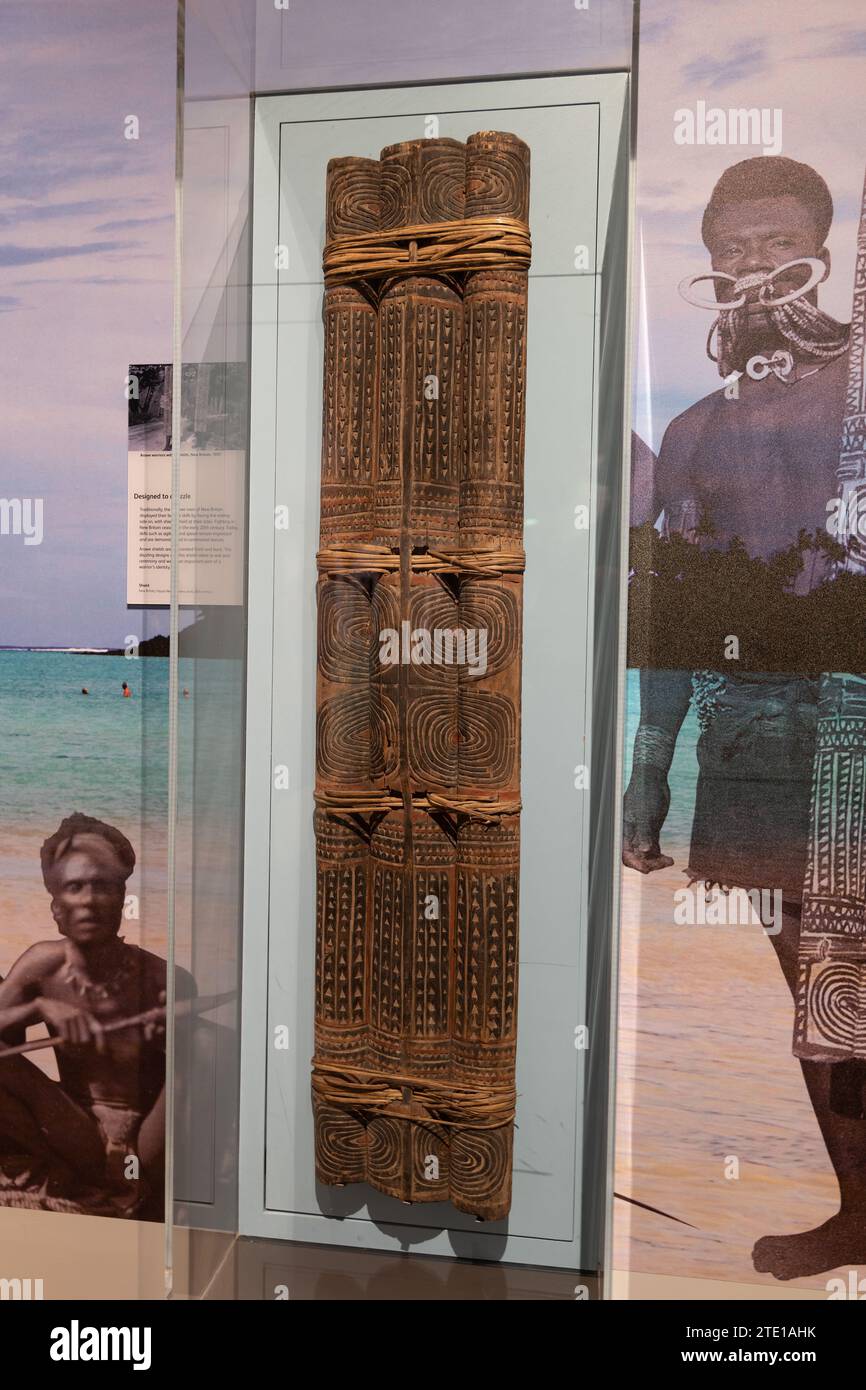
[
  {"x1": 164, "y1": 0, "x2": 633, "y2": 1292},
  {"x1": 7, "y1": 0, "x2": 863, "y2": 1312}
]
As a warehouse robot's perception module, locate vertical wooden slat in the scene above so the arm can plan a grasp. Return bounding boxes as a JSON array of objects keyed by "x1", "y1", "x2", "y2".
[{"x1": 314, "y1": 132, "x2": 529, "y2": 1221}]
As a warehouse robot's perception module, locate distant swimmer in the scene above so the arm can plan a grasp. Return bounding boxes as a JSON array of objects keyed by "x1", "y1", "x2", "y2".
[
  {"x1": 182, "y1": 688, "x2": 190, "y2": 699},
  {"x1": 81, "y1": 688, "x2": 89, "y2": 696},
  {"x1": 121, "y1": 682, "x2": 132, "y2": 699}
]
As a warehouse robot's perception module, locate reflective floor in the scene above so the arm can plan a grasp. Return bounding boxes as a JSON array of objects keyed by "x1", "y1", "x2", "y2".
[
  {"x1": 0, "y1": 1210, "x2": 596, "y2": 1300},
  {"x1": 210, "y1": 1235, "x2": 598, "y2": 1301}
]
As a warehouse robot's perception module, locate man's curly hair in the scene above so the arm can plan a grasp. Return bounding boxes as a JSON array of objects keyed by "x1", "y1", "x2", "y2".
[
  {"x1": 40, "y1": 813, "x2": 135, "y2": 891},
  {"x1": 702, "y1": 156, "x2": 834, "y2": 251}
]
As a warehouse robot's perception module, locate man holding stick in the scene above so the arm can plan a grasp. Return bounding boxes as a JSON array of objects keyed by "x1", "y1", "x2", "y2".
[
  {"x1": 623, "y1": 156, "x2": 866, "y2": 1279},
  {"x1": 0, "y1": 813, "x2": 194, "y2": 1209}
]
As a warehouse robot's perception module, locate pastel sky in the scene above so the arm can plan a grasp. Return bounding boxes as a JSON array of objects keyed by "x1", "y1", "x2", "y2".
[
  {"x1": 634, "y1": 0, "x2": 866, "y2": 453},
  {"x1": 3, "y1": 0, "x2": 865, "y2": 642},
  {"x1": 0, "y1": 0, "x2": 175, "y2": 646}
]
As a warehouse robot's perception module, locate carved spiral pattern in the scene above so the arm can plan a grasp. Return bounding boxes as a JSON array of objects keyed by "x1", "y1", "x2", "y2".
[
  {"x1": 315, "y1": 131, "x2": 527, "y2": 1220},
  {"x1": 465, "y1": 132, "x2": 530, "y2": 221},
  {"x1": 318, "y1": 577, "x2": 371, "y2": 684},
  {"x1": 366, "y1": 1115, "x2": 404, "y2": 1187},
  {"x1": 807, "y1": 961, "x2": 862, "y2": 1048},
  {"x1": 316, "y1": 691, "x2": 370, "y2": 785},
  {"x1": 407, "y1": 582, "x2": 460, "y2": 687},
  {"x1": 370, "y1": 692, "x2": 399, "y2": 781},
  {"x1": 378, "y1": 159, "x2": 413, "y2": 232},
  {"x1": 371, "y1": 574, "x2": 400, "y2": 782},
  {"x1": 459, "y1": 579, "x2": 520, "y2": 677},
  {"x1": 450, "y1": 1127, "x2": 512, "y2": 1210},
  {"x1": 410, "y1": 1123, "x2": 450, "y2": 1199},
  {"x1": 416, "y1": 143, "x2": 466, "y2": 223},
  {"x1": 458, "y1": 692, "x2": 517, "y2": 787},
  {"x1": 313, "y1": 1098, "x2": 366, "y2": 1183},
  {"x1": 408, "y1": 694, "x2": 459, "y2": 787},
  {"x1": 326, "y1": 156, "x2": 381, "y2": 238},
  {"x1": 379, "y1": 139, "x2": 466, "y2": 227},
  {"x1": 409, "y1": 581, "x2": 458, "y2": 628},
  {"x1": 371, "y1": 571, "x2": 400, "y2": 644}
]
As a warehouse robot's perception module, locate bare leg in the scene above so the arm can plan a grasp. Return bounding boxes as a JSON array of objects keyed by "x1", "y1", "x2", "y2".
[
  {"x1": 0, "y1": 1054, "x2": 104, "y2": 1189},
  {"x1": 752, "y1": 902, "x2": 866, "y2": 1279},
  {"x1": 136, "y1": 1022, "x2": 220, "y2": 1204},
  {"x1": 137, "y1": 1084, "x2": 164, "y2": 1186},
  {"x1": 136, "y1": 1020, "x2": 223, "y2": 1202}
]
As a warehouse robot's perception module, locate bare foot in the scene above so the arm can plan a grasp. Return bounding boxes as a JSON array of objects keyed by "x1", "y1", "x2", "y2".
[
  {"x1": 621, "y1": 846, "x2": 674, "y2": 875},
  {"x1": 0, "y1": 1153, "x2": 79, "y2": 1198},
  {"x1": 753, "y1": 1211, "x2": 866, "y2": 1280}
]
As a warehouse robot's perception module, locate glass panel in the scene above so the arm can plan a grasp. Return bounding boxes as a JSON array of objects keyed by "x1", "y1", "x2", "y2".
[
  {"x1": 166, "y1": 0, "x2": 251, "y2": 1297},
  {"x1": 0, "y1": 0, "x2": 178, "y2": 1301},
  {"x1": 172, "y1": 0, "x2": 635, "y2": 1300},
  {"x1": 615, "y1": 0, "x2": 866, "y2": 1303}
]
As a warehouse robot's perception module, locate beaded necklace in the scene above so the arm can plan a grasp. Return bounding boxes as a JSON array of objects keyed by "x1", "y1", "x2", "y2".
[{"x1": 61, "y1": 938, "x2": 139, "y2": 1008}]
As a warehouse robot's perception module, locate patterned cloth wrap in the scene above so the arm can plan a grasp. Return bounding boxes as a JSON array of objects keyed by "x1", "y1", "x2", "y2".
[
  {"x1": 88, "y1": 1101, "x2": 144, "y2": 1188},
  {"x1": 688, "y1": 672, "x2": 819, "y2": 894},
  {"x1": 633, "y1": 671, "x2": 866, "y2": 1113},
  {"x1": 796, "y1": 674, "x2": 866, "y2": 1067}
]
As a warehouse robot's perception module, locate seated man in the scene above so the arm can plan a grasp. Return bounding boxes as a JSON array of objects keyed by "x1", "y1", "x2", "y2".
[{"x1": 0, "y1": 813, "x2": 194, "y2": 1211}]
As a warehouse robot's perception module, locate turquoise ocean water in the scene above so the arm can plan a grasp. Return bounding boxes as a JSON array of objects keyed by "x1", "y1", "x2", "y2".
[
  {"x1": 0, "y1": 651, "x2": 175, "y2": 828},
  {"x1": 0, "y1": 655, "x2": 699, "y2": 837},
  {"x1": 0, "y1": 649, "x2": 244, "y2": 964},
  {"x1": 0, "y1": 651, "x2": 182, "y2": 969}
]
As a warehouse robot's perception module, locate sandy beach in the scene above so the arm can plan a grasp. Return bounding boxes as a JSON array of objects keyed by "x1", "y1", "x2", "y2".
[{"x1": 614, "y1": 852, "x2": 842, "y2": 1292}]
